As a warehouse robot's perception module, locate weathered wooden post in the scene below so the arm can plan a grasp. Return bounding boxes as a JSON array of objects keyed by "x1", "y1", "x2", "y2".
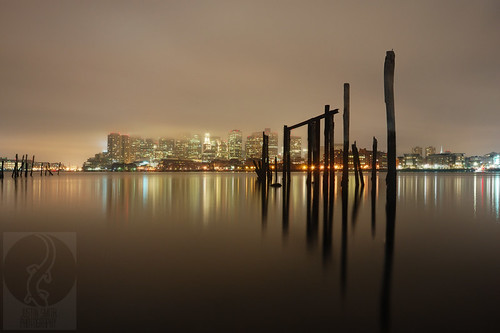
[
  {"x1": 25, "y1": 154, "x2": 29, "y2": 177},
  {"x1": 381, "y1": 50, "x2": 397, "y2": 330},
  {"x1": 19, "y1": 155, "x2": 25, "y2": 178},
  {"x1": 329, "y1": 111, "x2": 335, "y2": 195},
  {"x1": 352, "y1": 143, "x2": 359, "y2": 188},
  {"x1": 371, "y1": 137, "x2": 378, "y2": 239},
  {"x1": 40, "y1": 162, "x2": 43, "y2": 176},
  {"x1": 12, "y1": 154, "x2": 18, "y2": 178},
  {"x1": 1, "y1": 160, "x2": 4, "y2": 179},
  {"x1": 354, "y1": 143, "x2": 364, "y2": 188},
  {"x1": 58, "y1": 162, "x2": 61, "y2": 176},
  {"x1": 342, "y1": 83, "x2": 350, "y2": 188},
  {"x1": 323, "y1": 105, "x2": 330, "y2": 191},
  {"x1": 285, "y1": 127, "x2": 291, "y2": 183},
  {"x1": 283, "y1": 125, "x2": 288, "y2": 185},
  {"x1": 30, "y1": 155, "x2": 35, "y2": 177},
  {"x1": 384, "y1": 50, "x2": 397, "y2": 186},
  {"x1": 372, "y1": 137, "x2": 378, "y2": 186},
  {"x1": 307, "y1": 121, "x2": 313, "y2": 184}
]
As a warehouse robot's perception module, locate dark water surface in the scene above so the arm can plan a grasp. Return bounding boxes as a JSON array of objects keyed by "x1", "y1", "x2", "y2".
[{"x1": 2, "y1": 172, "x2": 500, "y2": 332}]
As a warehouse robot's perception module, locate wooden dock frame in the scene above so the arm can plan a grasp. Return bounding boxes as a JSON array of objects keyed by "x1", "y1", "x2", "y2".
[{"x1": 282, "y1": 107, "x2": 339, "y2": 185}]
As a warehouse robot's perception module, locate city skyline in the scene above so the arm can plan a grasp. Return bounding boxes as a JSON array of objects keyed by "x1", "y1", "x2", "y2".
[{"x1": 1, "y1": 1, "x2": 499, "y2": 165}]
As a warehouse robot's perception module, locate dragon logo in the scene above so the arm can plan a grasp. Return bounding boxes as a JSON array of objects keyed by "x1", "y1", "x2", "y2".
[
  {"x1": 23, "y1": 234, "x2": 57, "y2": 307},
  {"x1": 3, "y1": 233, "x2": 76, "y2": 307}
]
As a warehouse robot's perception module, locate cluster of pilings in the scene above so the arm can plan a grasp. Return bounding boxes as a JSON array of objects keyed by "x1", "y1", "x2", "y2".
[
  {"x1": 1, "y1": 153, "x2": 62, "y2": 180},
  {"x1": 279, "y1": 50, "x2": 398, "y2": 331},
  {"x1": 253, "y1": 131, "x2": 271, "y2": 184}
]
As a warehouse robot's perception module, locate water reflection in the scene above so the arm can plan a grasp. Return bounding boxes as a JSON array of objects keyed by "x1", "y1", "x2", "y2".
[{"x1": 2, "y1": 172, "x2": 500, "y2": 331}]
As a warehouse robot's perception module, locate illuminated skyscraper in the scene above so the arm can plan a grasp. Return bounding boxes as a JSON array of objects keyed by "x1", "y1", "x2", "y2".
[
  {"x1": 121, "y1": 135, "x2": 132, "y2": 163},
  {"x1": 107, "y1": 133, "x2": 122, "y2": 163},
  {"x1": 245, "y1": 132, "x2": 263, "y2": 159},
  {"x1": 188, "y1": 134, "x2": 202, "y2": 160},
  {"x1": 290, "y1": 136, "x2": 302, "y2": 162},
  {"x1": 264, "y1": 128, "x2": 278, "y2": 160},
  {"x1": 158, "y1": 138, "x2": 175, "y2": 159},
  {"x1": 228, "y1": 130, "x2": 243, "y2": 160}
]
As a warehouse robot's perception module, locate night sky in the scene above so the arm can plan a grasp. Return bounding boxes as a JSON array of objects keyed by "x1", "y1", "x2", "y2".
[{"x1": 1, "y1": 0, "x2": 499, "y2": 165}]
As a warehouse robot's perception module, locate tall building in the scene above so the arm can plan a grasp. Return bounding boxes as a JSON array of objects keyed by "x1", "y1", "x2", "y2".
[
  {"x1": 202, "y1": 133, "x2": 216, "y2": 162},
  {"x1": 121, "y1": 135, "x2": 132, "y2": 163},
  {"x1": 412, "y1": 146, "x2": 423, "y2": 157},
  {"x1": 425, "y1": 146, "x2": 436, "y2": 157},
  {"x1": 188, "y1": 134, "x2": 202, "y2": 160},
  {"x1": 107, "y1": 133, "x2": 122, "y2": 163},
  {"x1": 290, "y1": 136, "x2": 302, "y2": 162},
  {"x1": 245, "y1": 132, "x2": 263, "y2": 159},
  {"x1": 264, "y1": 128, "x2": 279, "y2": 160},
  {"x1": 228, "y1": 130, "x2": 243, "y2": 160},
  {"x1": 216, "y1": 139, "x2": 229, "y2": 160},
  {"x1": 173, "y1": 137, "x2": 189, "y2": 159},
  {"x1": 158, "y1": 138, "x2": 175, "y2": 159},
  {"x1": 130, "y1": 137, "x2": 143, "y2": 162}
]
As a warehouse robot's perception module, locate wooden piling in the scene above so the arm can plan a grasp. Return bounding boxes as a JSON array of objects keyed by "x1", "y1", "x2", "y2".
[
  {"x1": 19, "y1": 155, "x2": 24, "y2": 177},
  {"x1": 342, "y1": 83, "x2": 350, "y2": 187},
  {"x1": 12, "y1": 154, "x2": 18, "y2": 178},
  {"x1": 30, "y1": 155, "x2": 35, "y2": 177},
  {"x1": 40, "y1": 162, "x2": 43, "y2": 176},
  {"x1": 372, "y1": 137, "x2": 377, "y2": 186},
  {"x1": 25, "y1": 154, "x2": 29, "y2": 177},
  {"x1": 384, "y1": 51, "x2": 397, "y2": 185},
  {"x1": 355, "y1": 144, "x2": 364, "y2": 187},
  {"x1": 323, "y1": 105, "x2": 330, "y2": 190},
  {"x1": 58, "y1": 162, "x2": 61, "y2": 175},
  {"x1": 329, "y1": 111, "x2": 335, "y2": 193},
  {"x1": 285, "y1": 127, "x2": 291, "y2": 183},
  {"x1": 283, "y1": 125, "x2": 288, "y2": 184},
  {"x1": 1, "y1": 160, "x2": 4, "y2": 179},
  {"x1": 352, "y1": 143, "x2": 359, "y2": 188}
]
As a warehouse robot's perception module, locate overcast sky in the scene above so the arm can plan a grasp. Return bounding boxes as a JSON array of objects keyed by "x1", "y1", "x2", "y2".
[{"x1": 1, "y1": 0, "x2": 499, "y2": 165}]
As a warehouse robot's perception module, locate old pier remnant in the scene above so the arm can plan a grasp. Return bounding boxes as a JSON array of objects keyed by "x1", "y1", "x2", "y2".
[{"x1": 342, "y1": 83, "x2": 350, "y2": 188}]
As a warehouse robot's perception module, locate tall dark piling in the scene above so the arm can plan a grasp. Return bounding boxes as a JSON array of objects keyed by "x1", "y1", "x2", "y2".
[
  {"x1": 58, "y1": 162, "x2": 61, "y2": 176},
  {"x1": 371, "y1": 137, "x2": 378, "y2": 238},
  {"x1": 30, "y1": 156, "x2": 35, "y2": 177},
  {"x1": 1, "y1": 160, "x2": 4, "y2": 179},
  {"x1": 353, "y1": 143, "x2": 364, "y2": 188},
  {"x1": 384, "y1": 51, "x2": 397, "y2": 185},
  {"x1": 12, "y1": 154, "x2": 18, "y2": 178},
  {"x1": 40, "y1": 162, "x2": 43, "y2": 176},
  {"x1": 342, "y1": 83, "x2": 350, "y2": 187},
  {"x1": 282, "y1": 125, "x2": 289, "y2": 184},
  {"x1": 25, "y1": 154, "x2": 29, "y2": 177},
  {"x1": 19, "y1": 155, "x2": 24, "y2": 178},
  {"x1": 323, "y1": 105, "x2": 331, "y2": 193},
  {"x1": 352, "y1": 143, "x2": 359, "y2": 189},
  {"x1": 372, "y1": 137, "x2": 378, "y2": 186},
  {"x1": 329, "y1": 110, "x2": 335, "y2": 194}
]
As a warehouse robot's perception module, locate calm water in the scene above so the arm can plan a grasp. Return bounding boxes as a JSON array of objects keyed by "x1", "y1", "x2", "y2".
[{"x1": 2, "y1": 172, "x2": 500, "y2": 332}]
